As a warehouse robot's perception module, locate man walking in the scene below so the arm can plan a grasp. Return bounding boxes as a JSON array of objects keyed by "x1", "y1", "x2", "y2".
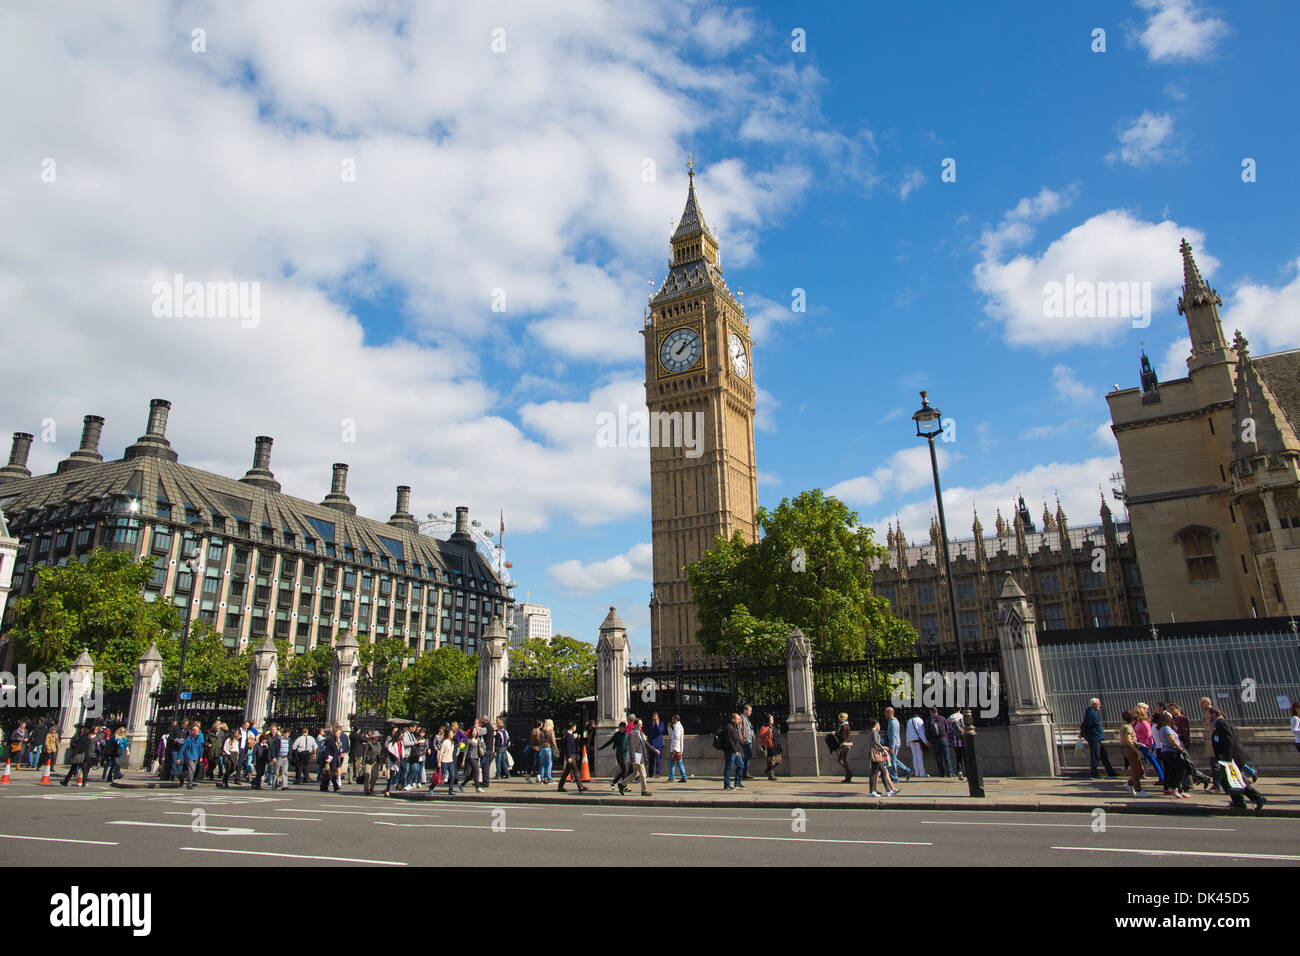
[
  {"x1": 60, "y1": 726, "x2": 95, "y2": 787},
  {"x1": 927, "y1": 707, "x2": 951, "y2": 777},
  {"x1": 645, "y1": 713, "x2": 665, "y2": 778},
  {"x1": 619, "y1": 718, "x2": 651, "y2": 795},
  {"x1": 271, "y1": 725, "x2": 291, "y2": 790},
  {"x1": 292, "y1": 727, "x2": 316, "y2": 784},
  {"x1": 349, "y1": 726, "x2": 364, "y2": 783},
  {"x1": 740, "y1": 705, "x2": 755, "y2": 779},
  {"x1": 884, "y1": 706, "x2": 910, "y2": 783},
  {"x1": 666, "y1": 714, "x2": 687, "y2": 782},
  {"x1": 722, "y1": 713, "x2": 745, "y2": 790},
  {"x1": 180, "y1": 722, "x2": 204, "y2": 789},
  {"x1": 319, "y1": 728, "x2": 341, "y2": 792},
  {"x1": 834, "y1": 712, "x2": 853, "y2": 783},
  {"x1": 946, "y1": 708, "x2": 966, "y2": 780},
  {"x1": 557, "y1": 721, "x2": 590, "y2": 792},
  {"x1": 1081, "y1": 697, "x2": 1116, "y2": 779},
  {"x1": 479, "y1": 717, "x2": 494, "y2": 789}
]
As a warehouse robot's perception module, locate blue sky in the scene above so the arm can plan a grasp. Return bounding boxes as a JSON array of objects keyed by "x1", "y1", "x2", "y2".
[{"x1": 4, "y1": 0, "x2": 1298, "y2": 660}]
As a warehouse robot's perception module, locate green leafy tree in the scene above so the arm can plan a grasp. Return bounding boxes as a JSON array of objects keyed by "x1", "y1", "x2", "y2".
[
  {"x1": 357, "y1": 636, "x2": 409, "y2": 716},
  {"x1": 283, "y1": 643, "x2": 333, "y2": 686},
  {"x1": 687, "y1": 489, "x2": 917, "y2": 660},
  {"x1": 405, "y1": 646, "x2": 476, "y2": 727},
  {"x1": 9, "y1": 549, "x2": 181, "y2": 690},
  {"x1": 510, "y1": 635, "x2": 596, "y2": 728},
  {"x1": 161, "y1": 618, "x2": 250, "y2": 689}
]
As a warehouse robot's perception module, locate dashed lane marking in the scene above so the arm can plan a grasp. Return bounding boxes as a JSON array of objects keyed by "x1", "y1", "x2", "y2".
[{"x1": 181, "y1": 847, "x2": 407, "y2": 865}]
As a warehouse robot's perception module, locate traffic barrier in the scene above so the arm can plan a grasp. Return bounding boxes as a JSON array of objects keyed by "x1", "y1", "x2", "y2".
[
  {"x1": 38, "y1": 762, "x2": 53, "y2": 785},
  {"x1": 580, "y1": 747, "x2": 591, "y2": 782}
]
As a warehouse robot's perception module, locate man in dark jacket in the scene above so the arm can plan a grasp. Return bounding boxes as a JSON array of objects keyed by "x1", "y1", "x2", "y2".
[
  {"x1": 361, "y1": 731, "x2": 384, "y2": 796},
  {"x1": 645, "y1": 713, "x2": 665, "y2": 777},
  {"x1": 349, "y1": 728, "x2": 364, "y2": 782},
  {"x1": 319, "y1": 730, "x2": 341, "y2": 792},
  {"x1": 1208, "y1": 708, "x2": 1264, "y2": 809},
  {"x1": 60, "y1": 726, "x2": 95, "y2": 787},
  {"x1": 557, "y1": 722, "x2": 590, "y2": 792},
  {"x1": 723, "y1": 713, "x2": 745, "y2": 790},
  {"x1": 1081, "y1": 698, "x2": 1116, "y2": 779},
  {"x1": 479, "y1": 716, "x2": 494, "y2": 790}
]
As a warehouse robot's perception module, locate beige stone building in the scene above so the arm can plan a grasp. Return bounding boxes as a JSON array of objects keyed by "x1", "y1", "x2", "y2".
[
  {"x1": 0, "y1": 400, "x2": 509, "y2": 667},
  {"x1": 1107, "y1": 239, "x2": 1299, "y2": 621},
  {"x1": 871, "y1": 495, "x2": 1148, "y2": 650},
  {"x1": 644, "y1": 162, "x2": 759, "y2": 663}
]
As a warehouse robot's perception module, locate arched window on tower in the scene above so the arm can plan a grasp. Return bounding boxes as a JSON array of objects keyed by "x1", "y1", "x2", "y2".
[{"x1": 1174, "y1": 526, "x2": 1220, "y2": 582}]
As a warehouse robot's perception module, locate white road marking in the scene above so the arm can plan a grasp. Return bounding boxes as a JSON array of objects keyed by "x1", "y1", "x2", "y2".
[
  {"x1": 584, "y1": 812, "x2": 800, "y2": 822},
  {"x1": 106, "y1": 821, "x2": 284, "y2": 836},
  {"x1": 2, "y1": 793, "x2": 117, "y2": 800},
  {"x1": 181, "y1": 847, "x2": 406, "y2": 865},
  {"x1": 0, "y1": 833, "x2": 119, "y2": 845},
  {"x1": 653, "y1": 832, "x2": 931, "y2": 845},
  {"x1": 164, "y1": 812, "x2": 323, "y2": 822},
  {"x1": 922, "y1": 820, "x2": 1234, "y2": 832},
  {"x1": 278, "y1": 808, "x2": 428, "y2": 817},
  {"x1": 374, "y1": 821, "x2": 573, "y2": 832},
  {"x1": 1052, "y1": 846, "x2": 1300, "y2": 861}
]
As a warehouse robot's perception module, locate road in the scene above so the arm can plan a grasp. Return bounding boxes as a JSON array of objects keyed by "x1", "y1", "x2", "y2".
[{"x1": 1, "y1": 776, "x2": 1297, "y2": 866}]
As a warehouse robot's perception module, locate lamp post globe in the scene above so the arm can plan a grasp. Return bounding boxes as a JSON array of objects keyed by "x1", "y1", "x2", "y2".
[{"x1": 911, "y1": 390, "x2": 985, "y2": 798}]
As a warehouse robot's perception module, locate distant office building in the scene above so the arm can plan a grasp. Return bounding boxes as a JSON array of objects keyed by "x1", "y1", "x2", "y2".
[
  {"x1": 511, "y1": 602, "x2": 552, "y2": 646},
  {"x1": 871, "y1": 495, "x2": 1148, "y2": 650},
  {"x1": 0, "y1": 399, "x2": 510, "y2": 665}
]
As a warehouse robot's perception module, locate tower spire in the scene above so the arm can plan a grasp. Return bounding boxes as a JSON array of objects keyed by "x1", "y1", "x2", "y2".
[{"x1": 1177, "y1": 237, "x2": 1230, "y2": 369}]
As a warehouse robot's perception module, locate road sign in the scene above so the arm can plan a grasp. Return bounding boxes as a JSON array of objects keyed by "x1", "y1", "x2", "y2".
[{"x1": 180, "y1": 692, "x2": 192, "y2": 701}]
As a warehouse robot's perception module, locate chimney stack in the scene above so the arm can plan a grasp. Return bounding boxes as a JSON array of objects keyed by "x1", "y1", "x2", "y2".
[
  {"x1": 321, "y1": 463, "x2": 356, "y2": 514},
  {"x1": 388, "y1": 485, "x2": 418, "y2": 532},
  {"x1": 454, "y1": 505, "x2": 470, "y2": 536},
  {"x1": 124, "y1": 398, "x2": 179, "y2": 462},
  {"x1": 57, "y1": 415, "x2": 107, "y2": 473},
  {"x1": 239, "y1": 435, "x2": 281, "y2": 492},
  {"x1": 0, "y1": 432, "x2": 34, "y2": 481}
]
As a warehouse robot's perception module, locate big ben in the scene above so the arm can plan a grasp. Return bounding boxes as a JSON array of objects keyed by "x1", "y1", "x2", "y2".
[{"x1": 644, "y1": 158, "x2": 759, "y2": 663}]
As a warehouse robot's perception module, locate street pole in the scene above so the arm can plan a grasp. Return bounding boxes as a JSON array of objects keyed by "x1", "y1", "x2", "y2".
[
  {"x1": 914, "y1": 391, "x2": 984, "y2": 798},
  {"x1": 173, "y1": 516, "x2": 209, "y2": 720}
]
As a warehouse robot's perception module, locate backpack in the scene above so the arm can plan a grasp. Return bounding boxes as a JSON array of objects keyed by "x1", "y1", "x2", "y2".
[
  {"x1": 824, "y1": 731, "x2": 840, "y2": 753},
  {"x1": 928, "y1": 715, "x2": 944, "y2": 742},
  {"x1": 712, "y1": 726, "x2": 726, "y2": 750}
]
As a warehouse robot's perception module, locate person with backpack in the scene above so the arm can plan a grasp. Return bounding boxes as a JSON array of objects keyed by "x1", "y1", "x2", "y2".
[
  {"x1": 927, "y1": 707, "x2": 951, "y2": 777},
  {"x1": 319, "y1": 728, "x2": 341, "y2": 793},
  {"x1": 759, "y1": 714, "x2": 782, "y2": 781},
  {"x1": 905, "y1": 710, "x2": 928, "y2": 778},
  {"x1": 602, "y1": 721, "x2": 629, "y2": 790},
  {"x1": 946, "y1": 708, "x2": 966, "y2": 780},
  {"x1": 721, "y1": 713, "x2": 745, "y2": 790}
]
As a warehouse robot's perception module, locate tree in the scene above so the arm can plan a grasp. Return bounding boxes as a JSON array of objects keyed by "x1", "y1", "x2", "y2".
[
  {"x1": 686, "y1": 489, "x2": 917, "y2": 660},
  {"x1": 9, "y1": 549, "x2": 181, "y2": 690},
  {"x1": 511, "y1": 635, "x2": 596, "y2": 729},
  {"x1": 283, "y1": 644, "x2": 333, "y2": 686},
  {"x1": 405, "y1": 646, "x2": 476, "y2": 728},
  {"x1": 159, "y1": 618, "x2": 250, "y2": 688}
]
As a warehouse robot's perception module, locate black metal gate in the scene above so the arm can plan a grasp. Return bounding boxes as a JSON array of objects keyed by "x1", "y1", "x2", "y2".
[
  {"x1": 625, "y1": 651, "x2": 789, "y2": 735},
  {"x1": 350, "y1": 681, "x2": 390, "y2": 732},
  {"x1": 503, "y1": 673, "x2": 551, "y2": 766},
  {"x1": 266, "y1": 682, "x2": 329, "y2": 733},
  {"x1": 144, "y1": 684, "x2": 246, "y2": 769}
]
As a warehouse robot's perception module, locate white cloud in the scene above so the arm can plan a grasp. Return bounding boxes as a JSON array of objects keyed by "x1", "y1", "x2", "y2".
[
  {"x1": 1106, "y1": 111, "x2": 1175, "y2": 167},
  {"x1": 1134, "y1": 0, "x2": 1228, "y2": 62},
  {"x1": 974, "y1": 198, "x2": 1216, "y2": 348},
  {"x1": 827, "y1": 446, "x2": 955, "y2": 508},
  {"x1": 978, "y1": 188, "x2": 1073, "y2": 262},
  {"x1": 871, "y1": 456, "x2": 1120, "y2": 544},
  {"x1": 1052, "y1": 365, "x2": 1094, "y2": 404},
  {"x1": 547, "y1": 542, "x2": 654, "y2": 594},
  {"x1": 898, "y1": 167, "x2": 926, "y2": 201},
  {"x1": 755, "y1": 386, "x2": 780, "y2": 433},
  {"x1": 1094, "y1": 421, "x2": 1118, "y2": 450}
]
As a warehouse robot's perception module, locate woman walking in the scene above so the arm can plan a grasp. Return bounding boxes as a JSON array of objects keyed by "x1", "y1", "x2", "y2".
[
  {"x1": 1154, "y1": 712, "x2": 1191, "y2": 798},
  {"x1": 835, "y1": 712, "x2": 854, "y2": 784},
  {"x1": 221, "y1": 729, "x2": 240, "y2": 788},
  {"x1": 1121, "y1": 711, "x2": 1146, "y2": 796},
  {"x1": 866, "y1": 718, "x2": 897, "y2": 797},
  {"x1": 460, "y1": 725, "x2": 485, "y2": 793},
  {"x1": 495, "y1": 717, "x2": 512, "y2": 780},
  {"x1": 439, "y1": 727, "x2": 457, "y2": 796},
  {"x1": 537, "y1": 719, "x2": 557, "y2": 785},
  {"x1": 759, "y1": 715, "x2": 783, "y2": 781}
]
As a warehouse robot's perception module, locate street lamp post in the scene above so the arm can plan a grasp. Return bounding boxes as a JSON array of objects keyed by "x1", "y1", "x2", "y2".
[
  {"x1": 912, "y1": 391, "x2": 985, "y2": 798},
  {"x1": 173, "y1": 515, "x2": 211, "y2": 718}
]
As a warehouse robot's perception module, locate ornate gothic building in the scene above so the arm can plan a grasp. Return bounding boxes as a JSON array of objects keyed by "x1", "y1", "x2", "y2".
[{"x1": 870, "y1": 495, "x2": 1149, "y2": 650}]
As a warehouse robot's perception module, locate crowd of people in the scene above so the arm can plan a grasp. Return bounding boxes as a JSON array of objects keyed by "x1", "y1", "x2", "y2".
[
  {"x1": 1082, "y1": 695, "x2": 1276, "y2": 811},
  {"x1": 3, "y1": 716, "x2": 131, "y2": 786}
]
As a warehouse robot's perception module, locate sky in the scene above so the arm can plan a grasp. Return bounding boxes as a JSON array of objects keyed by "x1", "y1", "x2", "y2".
[{"x1": 3, "y1": 0, "x2": 1299, "y2": 661}]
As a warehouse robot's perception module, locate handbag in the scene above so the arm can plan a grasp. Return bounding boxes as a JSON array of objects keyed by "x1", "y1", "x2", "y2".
[{"x1": 505, "y1": 751, "x2": 515, "y2": 770}]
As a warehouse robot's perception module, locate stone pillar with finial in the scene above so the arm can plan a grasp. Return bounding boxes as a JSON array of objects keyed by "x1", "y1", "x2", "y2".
[
  {"x1": 327, "y1": 631, "x2": 360, "y2": 731},
  {"x1": 245, "y1": 636, "x2": 278, "y2": 729},
  {"x1": 595, "y1": 607, "x2": 631, "y2": 738},
  {"x1": 783, "y1": 627, "x2": 821, "y2": 777},
  {"x1": 476, "y1": 616, "x2": 509, "y2": 724},
  {"x1": 125, "y1": 644, "x2": 164, "y2": 768},
  {"x1": 995, "y1": 573, "x2": 1059, "y2": 776},
  {"x1": 56, "y1": 650, "x2": 97, "y2": 752}
]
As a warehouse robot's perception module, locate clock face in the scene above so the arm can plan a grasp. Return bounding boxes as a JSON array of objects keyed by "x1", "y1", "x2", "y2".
[
  {"x1": 660, "y1": 327, "x2": 702, "y2": 374},
  {"x1": 728, "y1": 332, "x2": 748, "y2": 377}
]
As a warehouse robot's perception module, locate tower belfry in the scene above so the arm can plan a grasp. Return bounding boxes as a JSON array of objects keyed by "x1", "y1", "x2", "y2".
[{"x1": 643, "y1": 160, "x2": 758, "y2": 663}]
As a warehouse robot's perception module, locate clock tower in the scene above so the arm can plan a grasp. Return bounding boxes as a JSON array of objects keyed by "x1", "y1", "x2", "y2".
[{"x1": 643, "y1": 159, "x2": 759, "y2": 663}]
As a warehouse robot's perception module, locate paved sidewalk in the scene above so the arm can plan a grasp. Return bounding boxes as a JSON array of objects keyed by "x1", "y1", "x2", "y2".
[{"x1": 99, "y1": 766, "x2": 1300, "y2": 818}]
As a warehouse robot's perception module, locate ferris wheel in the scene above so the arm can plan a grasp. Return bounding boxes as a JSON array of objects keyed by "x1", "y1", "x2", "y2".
[{"x1": 418, "y1": 511, "x2": 515, "y2": 588}]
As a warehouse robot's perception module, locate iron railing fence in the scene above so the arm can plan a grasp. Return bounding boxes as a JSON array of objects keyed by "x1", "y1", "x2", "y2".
[{"x1": 1039, "y1": 630, "x2": 1300, "y2": 731}]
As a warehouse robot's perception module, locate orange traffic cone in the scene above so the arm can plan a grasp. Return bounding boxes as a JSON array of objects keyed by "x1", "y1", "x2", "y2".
[
  {"x1": 0, "y1": 761, "x2": 10, "y2": 784},
  {"x1": 38, "y1": 762, "x2": 53, "y2": 785},
  {"x1": 579, "y1": 747, "x2": 591, "y2": 782}
]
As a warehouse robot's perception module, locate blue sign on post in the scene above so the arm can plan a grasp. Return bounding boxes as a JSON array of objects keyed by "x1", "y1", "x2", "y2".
[{"x1": 180, "y1": 692, "x2": 192, "y2": 700}]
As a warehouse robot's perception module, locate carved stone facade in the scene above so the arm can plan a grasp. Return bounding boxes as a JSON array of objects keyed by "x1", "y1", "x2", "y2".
[
  {"x1": 871, "y1": 497, "x2": 1147, "y2": 650},
  {"x1": 1108, "y1": 240, "x2": 1300, "y2": 621}
]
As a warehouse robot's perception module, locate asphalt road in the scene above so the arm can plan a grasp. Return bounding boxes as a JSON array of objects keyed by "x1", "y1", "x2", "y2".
[{"x1": 1, "y1": 776, "x2": 1297, "y2": 867}]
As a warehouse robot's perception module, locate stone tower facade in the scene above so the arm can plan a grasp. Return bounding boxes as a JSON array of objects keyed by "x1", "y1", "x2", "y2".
[
  {"x1": 1107, "y1": 239, "x2": 1300, "y2": 621},
  {"x1": 644, "y1": 161, "x2": 759, "y2": 663}
]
